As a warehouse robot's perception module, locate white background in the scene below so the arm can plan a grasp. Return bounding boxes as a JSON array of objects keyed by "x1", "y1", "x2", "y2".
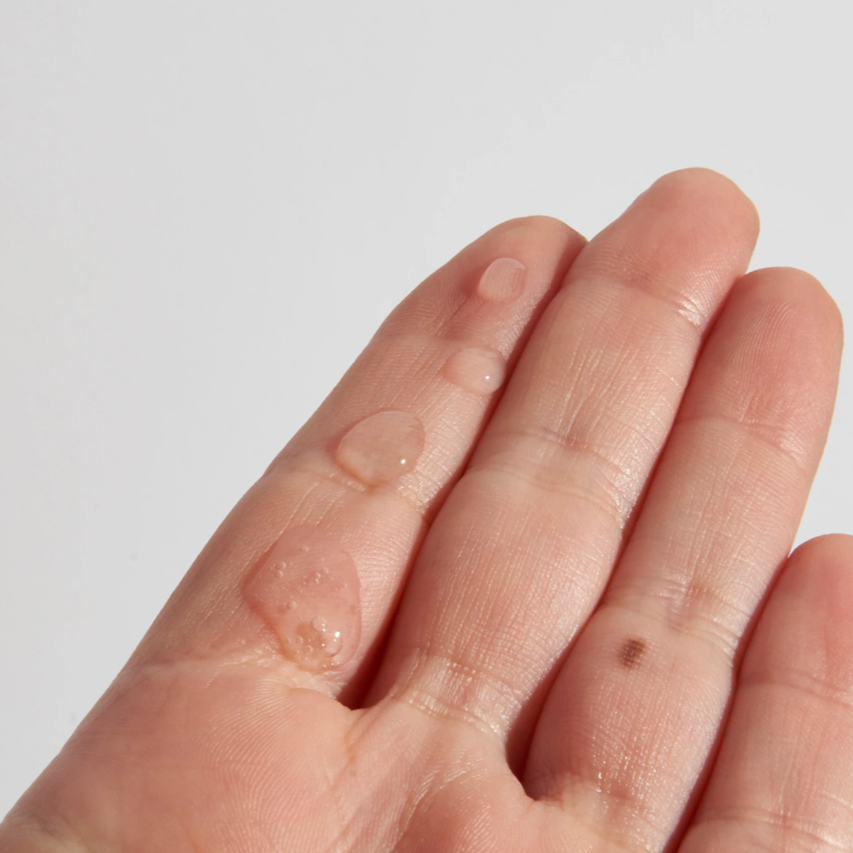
[{"x1": 1, "y1": 0, "x2": 850, "y2": 814}]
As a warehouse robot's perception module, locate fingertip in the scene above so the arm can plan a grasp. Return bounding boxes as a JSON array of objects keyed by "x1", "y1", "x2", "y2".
[
  {"x1": 641, "y1": 167, "x2": 760, "y2": 244},
  {"x1": 735, "y1": 267, "x2": 843, "y2": 336},
  {"x1": 787, "y1": 533, "x2": 853, "y2": 580},
  {"x1": 655, "y1": 167, "x2": 757, "y2": 208},
  {"x1": 767, "y1": 534, "x2": 853, "y2": 652},
  {"x1": 457, "y1": 215, "x2": 587, "y2": 308},
  {"x1": 580, "y1": 167, "x2": 761, "y2": 324},
  {"x1": 484, "y1": 214, "x2": 587, "y2": 255},
  {"x1": 683, "y1": 262, "x2": 843, "y2": 471}
]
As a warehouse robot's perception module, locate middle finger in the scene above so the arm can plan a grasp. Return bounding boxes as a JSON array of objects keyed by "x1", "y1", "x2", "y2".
[{"x1": 369, "y1": 169, "x2": 759, "y2": 757}]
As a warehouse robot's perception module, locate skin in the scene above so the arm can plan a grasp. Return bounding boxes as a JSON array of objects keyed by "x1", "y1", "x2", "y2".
[{"x1": 1, "y1": 168, "x2": 850, "y2": 853}]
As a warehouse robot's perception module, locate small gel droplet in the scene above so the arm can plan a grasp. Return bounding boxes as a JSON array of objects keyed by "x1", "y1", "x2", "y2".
[
  {"x1": 476, "y1": 257, "x2": 526, "y2": 302},
  {"x1": 243, "y1": 526, "x2": 361, "y2": 673},
  {"x1": 336, "y1": 410, "x2": 425, "y2": 486},
  {"x1": 442, "y1": 347, "x2": 506, "y2": 395}
]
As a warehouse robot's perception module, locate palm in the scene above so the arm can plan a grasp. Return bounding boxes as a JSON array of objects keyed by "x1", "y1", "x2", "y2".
[{"x1": 4, "y1": 170, "x2": 852, "y2": 853}]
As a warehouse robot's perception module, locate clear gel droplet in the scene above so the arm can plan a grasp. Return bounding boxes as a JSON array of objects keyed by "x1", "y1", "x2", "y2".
[
  {"x1": 476, "y1": 257, "x2": 526, "y2": 302},
  {"x1": 442, "y1": 347, "x2": 507, "y2": 395},
  {"x1": 336, "y1": 410, "x2": 425, "y2": 486},
  {"x1": 243, "y1": 525, "x2": 361, "y2": 673}
]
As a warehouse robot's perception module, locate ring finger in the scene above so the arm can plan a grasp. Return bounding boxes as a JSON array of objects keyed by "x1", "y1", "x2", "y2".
[{"x1": 526, "y1": 265, "x2": 842, "y2": 851}]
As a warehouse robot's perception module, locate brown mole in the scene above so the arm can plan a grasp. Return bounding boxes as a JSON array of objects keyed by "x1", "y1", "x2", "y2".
[{"x1": 618, "y1": 637, "x2": 647, "y2": 669}]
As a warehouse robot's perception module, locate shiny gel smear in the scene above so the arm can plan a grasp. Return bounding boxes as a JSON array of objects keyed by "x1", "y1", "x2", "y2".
[
  {"x1": 476, "y1": 257, "x2": 526, "y2": 302},
  {"x1": 443, "y1": 347, "x2": 506, "y2": 395},
  {"x1": 244, "y1": 525, "x2": 361, "y2": 672},
  {"x1": 336, "y1": 410, "x2": 425, "y2": 486}
]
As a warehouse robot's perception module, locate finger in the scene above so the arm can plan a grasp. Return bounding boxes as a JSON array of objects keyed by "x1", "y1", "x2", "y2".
[
  {"x1": 680, "y1": 535, "x2": 853, "y2": 853},
  {"x1": 370, "y1": 169, "x2": 759, "y2": 753},
  {"x1": 132, "y1": 217, "x2": 586, "y2": 694},
  {"x1": 526, "y1": 267, "x2": 843, "y2": 852}
]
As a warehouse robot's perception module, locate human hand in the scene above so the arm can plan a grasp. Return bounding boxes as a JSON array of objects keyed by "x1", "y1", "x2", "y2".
[{"x1": 2, "y1": 169, "x2": 849, "y2": 852}]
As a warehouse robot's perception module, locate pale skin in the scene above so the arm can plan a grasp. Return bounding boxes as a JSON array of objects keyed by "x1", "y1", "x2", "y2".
[{"x1": 2, "y1": 168, "x2": 852, "y2": 853}]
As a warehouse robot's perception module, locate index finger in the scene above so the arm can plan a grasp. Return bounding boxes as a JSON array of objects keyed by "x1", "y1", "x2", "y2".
[{"x1": 129, "y1": 216, "x2": 586, "y2": 696}]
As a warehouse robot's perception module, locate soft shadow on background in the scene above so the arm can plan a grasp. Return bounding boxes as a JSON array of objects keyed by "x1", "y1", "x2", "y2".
[{"x1": 1, "y1": 0, "x2": 850, "y2": 812}]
